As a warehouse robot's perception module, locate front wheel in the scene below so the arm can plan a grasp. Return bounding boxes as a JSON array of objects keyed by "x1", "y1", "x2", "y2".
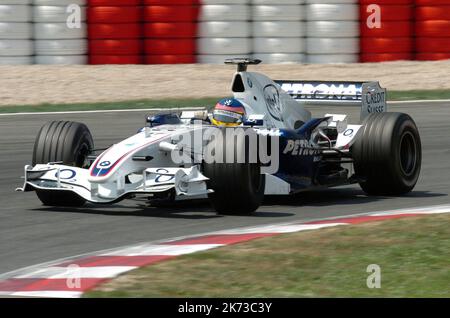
[
  {"x1": 202, "y1": 127, "x2": 265, "y2": 215},
  {"x1": 33, "y1": 121, "x2": 94, "y2": 207},
  {"x1": 352, "y1": 112, "x2": 421, "y2": 195}
]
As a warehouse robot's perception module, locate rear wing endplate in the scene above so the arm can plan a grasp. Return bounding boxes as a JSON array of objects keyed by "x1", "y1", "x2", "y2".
[{"x1": 275, "y1": 80, "x2": 387, "y2": 121}]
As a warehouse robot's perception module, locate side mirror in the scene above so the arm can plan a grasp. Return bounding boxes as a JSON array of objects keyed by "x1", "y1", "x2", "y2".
[{"x1": 146, "y1": 113, "x2": 181, "y2": 127}]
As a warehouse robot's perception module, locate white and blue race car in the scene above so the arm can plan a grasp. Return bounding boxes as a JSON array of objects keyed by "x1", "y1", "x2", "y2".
[{"x1": 17, "y1": 59, "x2": 422, "y2": 215}]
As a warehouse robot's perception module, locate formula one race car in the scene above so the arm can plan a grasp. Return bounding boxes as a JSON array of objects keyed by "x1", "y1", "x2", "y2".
[{"x1": 17, "y1": 58, "x2": 422, "y2": 215}]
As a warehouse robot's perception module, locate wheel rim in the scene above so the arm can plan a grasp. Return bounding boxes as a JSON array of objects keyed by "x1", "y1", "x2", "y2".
[{"x1": 399, "y1": 131, "x2": 417, "y2": 177}]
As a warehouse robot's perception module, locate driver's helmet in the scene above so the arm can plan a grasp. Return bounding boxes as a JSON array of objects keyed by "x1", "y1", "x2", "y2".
[{"x1": 211, "y1": 98, "x2": 246, "y2": 127}]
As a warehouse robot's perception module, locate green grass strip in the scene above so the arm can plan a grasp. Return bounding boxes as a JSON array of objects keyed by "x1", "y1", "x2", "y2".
[
  {"x1": 85, "y1": 214, "x2": 450, "y2": 298},
  {"x1": 0, "y1": 98, "x2": 221, "y2": 114},
  {"x1": 388, "y1": 90, "x2": 450, "y2": 101},
  {"x1": 1, "y1": 90, "x2": 449, "y2": 114}
]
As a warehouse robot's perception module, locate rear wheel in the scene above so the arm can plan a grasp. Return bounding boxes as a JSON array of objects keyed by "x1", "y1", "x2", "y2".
[
  {"x1": 352, "y1": 112, "x2": 421, "y2": 195},
  {"x1": 33, "y1": 121, "x2": 94, "y2": 207},
  {"x1": 203, "y1": 127, "x2": 265, "y2": 215}
]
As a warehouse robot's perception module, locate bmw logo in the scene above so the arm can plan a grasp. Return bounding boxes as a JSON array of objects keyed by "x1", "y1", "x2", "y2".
[
  {"x1": 99, "y1": 161, "x2": 111, "y2": 167},
  {"x1": 343, "y1": 129, "x2": 354, "y2": 137}
]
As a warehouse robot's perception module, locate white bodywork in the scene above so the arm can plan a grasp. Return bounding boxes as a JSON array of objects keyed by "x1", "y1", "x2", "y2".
[
  {"x1": 19, "y1": 125, "x2": 214, "y2": 203},
  {"x1": 232, "y1": 71, "x2": 312, "y2": 130}
]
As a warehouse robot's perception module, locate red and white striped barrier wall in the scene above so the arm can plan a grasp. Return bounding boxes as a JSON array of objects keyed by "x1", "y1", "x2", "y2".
[
  {"x1": 0, "y1": 1, "x2": 33, "y2": 65},
  {"x1": 415, "y1": 0, "x2": 450, "y2": 61},
  {"x1": 360, "y1": 0, "x2": 414, "y2": 62},
  {"x1": 252, "y1": 0, "x2": 305, "y2": 64},
  {"x1": 144, "y1": 0, "x2": 198, "y2": 64},
  {"x1": 88, "y1": 0, "x2": 142, "y2": 64},
  {"x1": 197, "y1": 0, "x2": 251, "y2": 64},
  {"x1": 306, "y1": 0, "x2": 359, "y2": 63},
  {"x1": 1, "y1": 1, "x2": 450, "y2": 64},
  {"x1": 34, "y1": 0, "x2": 88, "y2": 65}
]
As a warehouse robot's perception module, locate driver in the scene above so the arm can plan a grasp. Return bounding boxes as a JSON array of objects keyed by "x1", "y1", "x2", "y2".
[{"x1": 211, "y1": 98, "x2": 246, "y2": 127}]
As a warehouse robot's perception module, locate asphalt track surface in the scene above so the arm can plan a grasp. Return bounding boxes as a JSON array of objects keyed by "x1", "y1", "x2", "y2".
[{"x1": 0, "y1": 102, "x2": 449, "y2": 274}]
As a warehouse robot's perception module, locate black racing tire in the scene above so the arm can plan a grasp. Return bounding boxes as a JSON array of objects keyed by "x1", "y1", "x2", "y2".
[
  {"x1": 352, "y1": 112, "x2": 421, "y2": 195},
  {"x1": 33, "y1": 121, "x2": 94, "y2": 207},
  {"x1": 202, "y1": 127, "x2": 265, "y2": 215}
]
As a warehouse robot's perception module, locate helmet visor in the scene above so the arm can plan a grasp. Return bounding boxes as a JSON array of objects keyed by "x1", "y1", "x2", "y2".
[{"x1": 213, "y1": 109, "x2": 244, "y2": 124}]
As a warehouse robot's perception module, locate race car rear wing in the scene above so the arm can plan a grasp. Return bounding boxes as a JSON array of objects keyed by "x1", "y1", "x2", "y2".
[{"x1": 275, "y1": 80, "x2": 387, "y2": 121}]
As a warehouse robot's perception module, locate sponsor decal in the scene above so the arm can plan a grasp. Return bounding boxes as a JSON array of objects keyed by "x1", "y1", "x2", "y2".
[
  {"x1": 154, "y1": 168, "x2": 175, "y2": 183},
  {"x1": 283, "y1": 139, "x2": 320, "y2": 156},
  {"x1": 279, "y1": 82, "x2": 362, "y2": 101},
  {"x1": 343, "y1": 128, "x2": 354, "y2": 137},
  {"x1": 365, "y1": 90, "x2": 386, "y2": 113},
  {"x1": 55, "y1": 169, "x2": 76, "y2": 180},
  {"x1": 263, "y1": 84, "x2": 283, "y2": 121},
  {"x1": 360, "y1": 83, "x2": 387, "y2": 121}
]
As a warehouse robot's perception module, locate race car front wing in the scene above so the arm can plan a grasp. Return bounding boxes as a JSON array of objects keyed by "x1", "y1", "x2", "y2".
[{"x1": 16, "y1": 164, "x2": 211, "y2": 204}]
